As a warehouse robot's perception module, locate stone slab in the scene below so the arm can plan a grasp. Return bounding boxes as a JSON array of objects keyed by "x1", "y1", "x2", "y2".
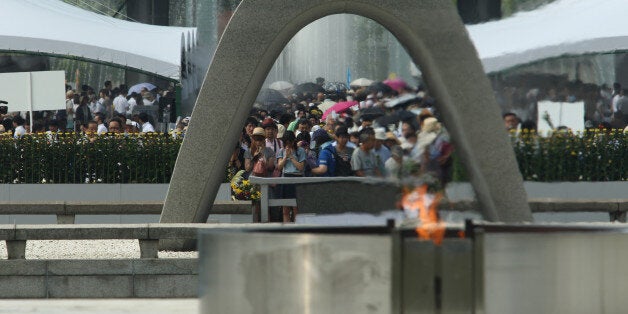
[
  {"x1": 0, "y1": 224, "x2": 15, "y2": 240},
  {"x1": 0, "y1": 202, "x2": 64, "y2": 214},
  {"x1": 118, "y1": 184, "x2": 168, "y2": 201},
  {"x1": 14, "y1": 224, "x2": 149, "y2": 240},
  {"x1": 47, "y1": 275, "x2": 134, "y2": 298},
  {"x1": 64, "y1": 202, "x2": 162, "y2": 215},
  {"x1": 295, "y1": 181, "x2": 399, "y2": 214},
  {"x1": 8, "y1": 184, "x2": 120, "y2": 201},
  {"x1": 132, "y1": 259, "x2": 198, "y2": 275},
  {"x1": 0, "y1": 276, "x2": 46, "y2": 298},
  {"x1": 0, "y1": 299, "x2": 198, "y2": 314},
  {"x1": 148, "y1": 224, "x2": 204, "y2": 239},
  {"x1": 133, "y1": 274, "x2": 198, "y2": 298},
  {"x1": 47, "y1": 260, "x2": 134, "y2": 276},
  {"x1": 0, "y1": 260, "x2": 47, "y2": 275}
]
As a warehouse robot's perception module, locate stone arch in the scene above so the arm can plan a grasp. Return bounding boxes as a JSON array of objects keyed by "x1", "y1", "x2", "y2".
[{"x1": 161, "y1": 0, "x2": 532, "y2": 225}]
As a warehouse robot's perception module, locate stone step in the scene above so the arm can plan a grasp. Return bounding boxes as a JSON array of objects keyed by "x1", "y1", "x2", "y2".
[{"x1": 0, "y1": 258, "x2": 198, "y2": 298}]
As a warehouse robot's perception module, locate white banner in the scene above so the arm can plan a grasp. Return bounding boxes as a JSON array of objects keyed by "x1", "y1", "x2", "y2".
[
  {"x1": 537, "y1": 100, "x2": 585, "y2": 133},
  {"x1": 0, "y1": 71, "x2": 65, "y2": 112}
]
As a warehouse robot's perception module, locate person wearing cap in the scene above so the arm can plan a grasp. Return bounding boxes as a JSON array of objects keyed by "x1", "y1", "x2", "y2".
[
  {"x1": 383, "y1": 131, "x2": 401, "y2": 150},
  {"x1": 244, "y1": 127, "x2": 276, "y2": 221},
  {"x1": 351, "y1": 133, "x2": 383, "y2": 177},
  {"x1": 385, "y1": 145, "x2": 404, "y2": 180},
  {"x1": 414, "y1": 117, "x2": 454, "y2": 184},
  {"x1": 244, "y1": 127, "x2": 276, "y2": 176},
  {"x1": 261, "y1": 117, "x2": 283, "y2": 158},
  {"x1": 373, "y1": 127, "x2": 392, "y2": 165},
  {"x1": 125, "y1": 119, "x2": 139, "y2": 133}
]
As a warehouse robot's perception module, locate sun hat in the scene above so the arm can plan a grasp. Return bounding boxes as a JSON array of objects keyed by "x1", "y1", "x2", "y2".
[
  {"x1": 252, "y1": 127, "x2": 265, "y2": 138},
  {"x1": 374, "y1": 127, "x2": 387, "y2": 140},
  {"x1": 385, "y1": 131, "x2": 401, "y2": 145}
]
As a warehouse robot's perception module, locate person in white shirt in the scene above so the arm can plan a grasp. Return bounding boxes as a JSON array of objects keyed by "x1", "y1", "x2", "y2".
[
  {"x1": 12, "y1": 115, "x2": 26, "y2": 139},
  {"x1": 65, "y1": 90, "x2": 75, "y2": 130},
  {"x1": 142, "y1": 91, "x2": 157, "y2": 106},
  {"x1": 95, "y1": 113, "x2": 108, "y2": 134},
  {"x1": 113, "y1": 88, "x2": 129, "y2": 115},
  {"x1": 127, "y1": 92, "x2": 138, "y2": 116},
  {"x1": 139, "y1": 112, "x2": 155, "y2": 133}
]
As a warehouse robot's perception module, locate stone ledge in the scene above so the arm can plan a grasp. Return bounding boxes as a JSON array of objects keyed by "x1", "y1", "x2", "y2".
[
  {"x1": 0, "y1": 259, "x2": 200, "y2": 298},
  {"x1": 13, "y1": 224, "x2": 151, "y2": 240},
  {"x1": 0, "y1": 200, "x2": 250, "y2": 215},
  {"x1": 47, "y1": 275, "x2": 134, "y2": 298}
]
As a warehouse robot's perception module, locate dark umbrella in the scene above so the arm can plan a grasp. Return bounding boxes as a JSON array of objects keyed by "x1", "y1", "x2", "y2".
[
  {"x1": 375, "y1": 110, "x2": 416, "y2": 127},
  {"x1": 294, "y1": 82, "x2": 325, "y2": 95},
  {"x1": 256, "y1": 88, "x2": 289, "y2": 106},
  {"x1": 323, "y1": 82, "x2": 348, "y2": 92},
  {"x1": 367, "y1": 82, "x2": 393, "y2": 95},
  {"x1": 385, "y1": 94, "x2": 421, "y2": 108},
  {"x1": 359, "y1": 107, "x2": 385, "y2": 121}
]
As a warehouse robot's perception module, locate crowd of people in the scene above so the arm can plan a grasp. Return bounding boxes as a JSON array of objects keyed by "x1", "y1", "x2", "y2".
[
  {"x1": 229, "y1": 77, "x2": 454, "y2": 222},
  {"x1": 494, "y1": 79, "x2": 628, "y2": 132},
  {"x1": 0, "y1": 80, "x2": 186, "y2": 140}
]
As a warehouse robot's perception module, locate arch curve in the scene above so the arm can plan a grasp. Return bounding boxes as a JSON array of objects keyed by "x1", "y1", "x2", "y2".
[{"x1": 161, "y1": 0, "x2": 532, "y2": 227}]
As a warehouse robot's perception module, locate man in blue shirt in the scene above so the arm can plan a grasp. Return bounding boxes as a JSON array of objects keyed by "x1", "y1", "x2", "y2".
[{"x1": 310, "y1": 129, "x2": 336, "y2": 177}]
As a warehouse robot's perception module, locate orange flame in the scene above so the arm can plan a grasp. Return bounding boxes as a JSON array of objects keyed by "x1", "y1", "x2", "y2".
[{"x1": 402, "y1": 185, "x2": 446, "y2": 245}]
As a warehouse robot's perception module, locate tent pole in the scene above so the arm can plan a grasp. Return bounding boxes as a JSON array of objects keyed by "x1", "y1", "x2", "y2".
[{"x1": 28, "y1": 72, "x2": 33, "y2": 133}]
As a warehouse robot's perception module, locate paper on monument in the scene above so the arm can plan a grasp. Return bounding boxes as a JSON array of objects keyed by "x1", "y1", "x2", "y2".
[{"x1": 537, "y1": 100, "x2": 584, "y2": 133}]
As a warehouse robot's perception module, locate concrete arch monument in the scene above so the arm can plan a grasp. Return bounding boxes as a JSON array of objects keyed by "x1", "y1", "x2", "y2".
[{"x1": 161, "y1": 0, "x2": 533, "y2": 226}]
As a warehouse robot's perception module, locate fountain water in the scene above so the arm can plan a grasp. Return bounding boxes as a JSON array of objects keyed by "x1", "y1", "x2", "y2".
[{"x1": 263, "y1": 14, "x2": 419, "y2": 86}]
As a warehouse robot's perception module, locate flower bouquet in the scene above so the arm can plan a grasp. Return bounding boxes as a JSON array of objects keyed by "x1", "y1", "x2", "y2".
[{"x1": 230, "y1": 170, "x2": 261, "y2": 201}]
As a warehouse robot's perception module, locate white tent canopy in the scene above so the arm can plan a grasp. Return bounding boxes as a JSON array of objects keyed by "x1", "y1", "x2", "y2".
[
  {"x1": 0, "y1": 0, "x2": 197, "y2": 80},
  {"x1": 467, "y1": 0, "x2": 626, "y2": 74}
]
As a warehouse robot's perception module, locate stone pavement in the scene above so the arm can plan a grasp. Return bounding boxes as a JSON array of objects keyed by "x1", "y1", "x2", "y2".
[{"x1": 0, "y1": 299, "x2": 197, "y2": 314}]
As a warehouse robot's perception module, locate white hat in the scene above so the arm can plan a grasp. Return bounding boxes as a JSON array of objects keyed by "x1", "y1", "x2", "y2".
[{"x1": 374, "y1": 127, "x2": 387, "y2": 140}]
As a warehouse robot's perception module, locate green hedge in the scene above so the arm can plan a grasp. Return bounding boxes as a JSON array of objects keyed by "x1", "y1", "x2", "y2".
[
  {"x1": 452, "y1": 130, "x2": 628, "y2": 182},
  {"x1": 0, "y1": 133, "x2": 181, "y2": 184},
  {"x1": 0, "y1": 130, "x2": 626, "y2": 184}
]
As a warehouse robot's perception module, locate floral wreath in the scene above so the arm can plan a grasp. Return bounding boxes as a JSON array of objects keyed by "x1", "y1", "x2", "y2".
[{"x1": 230, "y1": 170, "x2": 261, "y2": 201}]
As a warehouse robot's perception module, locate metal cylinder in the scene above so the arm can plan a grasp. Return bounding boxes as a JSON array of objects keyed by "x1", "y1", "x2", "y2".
[{"x1": 198, "y1": 230, "x2": 393, "y2": 314}]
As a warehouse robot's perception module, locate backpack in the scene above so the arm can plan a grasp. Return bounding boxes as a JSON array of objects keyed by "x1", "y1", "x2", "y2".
[{"x1": 332, "y1": 150, "x2": 353, "y2": 176}]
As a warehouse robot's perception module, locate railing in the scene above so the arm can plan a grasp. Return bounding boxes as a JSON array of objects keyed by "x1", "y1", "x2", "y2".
[
  {"x1": 248, "y1": 176, "x2": 378, "y2": 222},
  {"x1": 0, "y1": 200, "x2": 251, "y2": 223},
  {"x1": 0, "y1": 223, "x2": 283, "y2": 260}
]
